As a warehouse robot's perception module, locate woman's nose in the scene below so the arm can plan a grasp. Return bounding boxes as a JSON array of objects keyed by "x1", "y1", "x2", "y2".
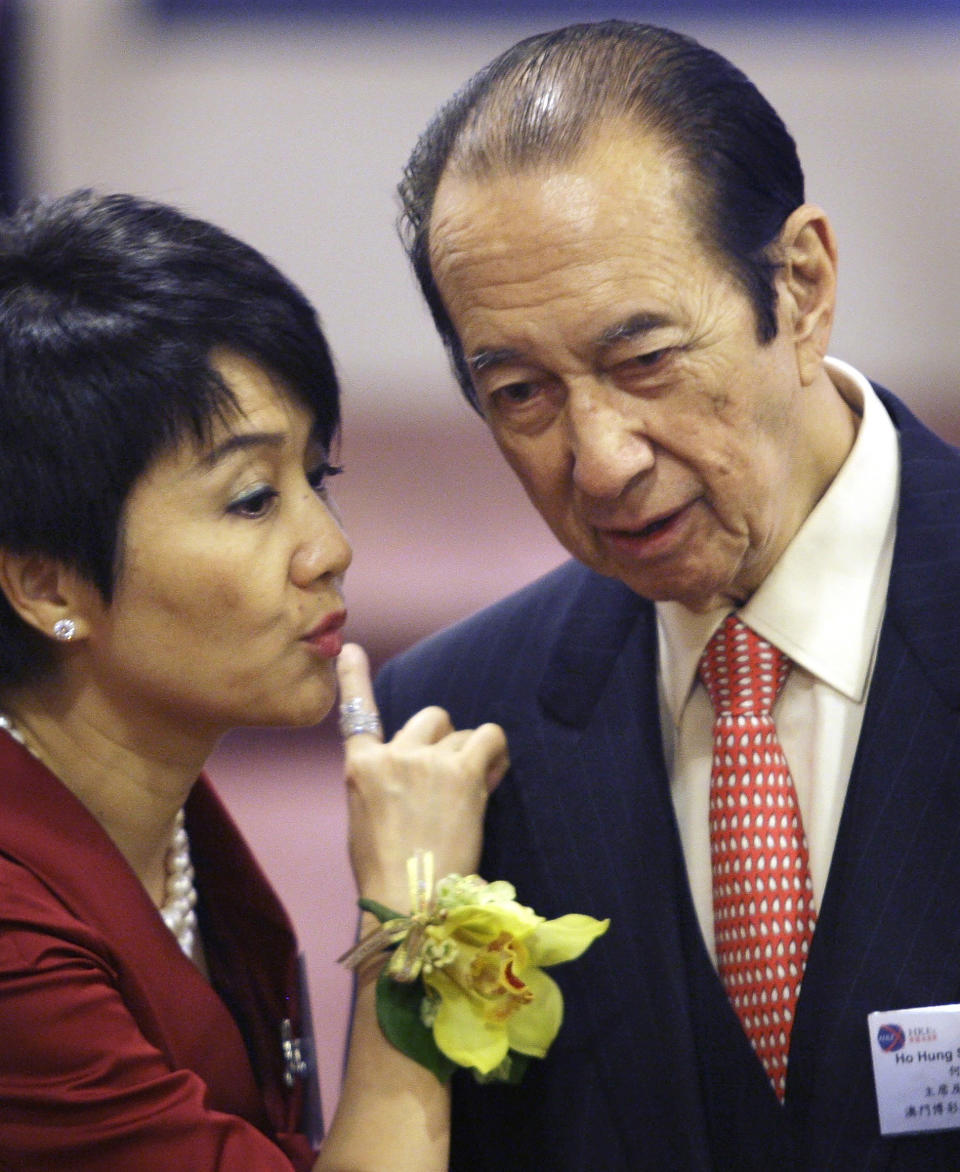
[{"x1": 290, "y1": 492, "x2": 352, "y2": 588}]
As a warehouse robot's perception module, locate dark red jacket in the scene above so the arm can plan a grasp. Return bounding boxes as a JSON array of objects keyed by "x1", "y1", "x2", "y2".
[{"x1": 0, "y1": 731, "x2": 318, "y2": 1170}]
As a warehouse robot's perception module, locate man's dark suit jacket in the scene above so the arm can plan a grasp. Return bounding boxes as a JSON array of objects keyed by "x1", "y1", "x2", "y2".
[{"x1": 376, "y1": 387, "x2": 960, "y2": 1171}]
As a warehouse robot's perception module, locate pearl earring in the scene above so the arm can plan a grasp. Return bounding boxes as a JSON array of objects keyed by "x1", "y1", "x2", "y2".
[{"x1": 53, "y1": 618, "x2": 76, "y2": 642}]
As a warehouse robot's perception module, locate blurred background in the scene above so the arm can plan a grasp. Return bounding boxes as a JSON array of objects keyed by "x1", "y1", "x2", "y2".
[{"x1": 3, "y1": 0, "x2": 957, "y2": 1120}]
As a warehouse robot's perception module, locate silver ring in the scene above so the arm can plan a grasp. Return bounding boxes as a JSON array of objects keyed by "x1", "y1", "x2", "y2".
[{"x1": 339, "y1": 697, "x2": 383, "y2": 739}]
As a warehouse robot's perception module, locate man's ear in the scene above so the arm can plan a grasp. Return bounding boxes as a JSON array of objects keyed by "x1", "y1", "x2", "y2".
[
  {"x1": 776, "y1": 204, "x2": 838, "y2": 386},
  {"x1": 0, "y1": 549, "x2": 92, "y2": 642}
]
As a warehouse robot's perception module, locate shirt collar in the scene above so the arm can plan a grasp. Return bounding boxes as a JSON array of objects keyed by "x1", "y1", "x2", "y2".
[{"x1": 658, "y1": 357, "x2": 900, "y2": 724}]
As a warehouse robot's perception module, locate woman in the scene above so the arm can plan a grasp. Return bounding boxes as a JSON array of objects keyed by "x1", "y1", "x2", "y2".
[{"x1": 0, "y1": 190, "x2": 508, "y2": 1170}]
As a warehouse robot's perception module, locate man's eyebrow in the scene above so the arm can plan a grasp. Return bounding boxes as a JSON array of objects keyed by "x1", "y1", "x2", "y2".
[
  {"x1": 467, "y1": 347, "x2": 522, "y2": 375},
  {"x1": 595, "y1": 312, "x2": 671, "y2": 351},
  {"x1": 466, "y1": 313, "x2": 672, "y2": 373}
]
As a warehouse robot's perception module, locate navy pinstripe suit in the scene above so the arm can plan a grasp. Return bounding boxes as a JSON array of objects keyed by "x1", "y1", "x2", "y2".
[{"x1": 376, "y1": 387, "x2": 960, "y2": 1170}]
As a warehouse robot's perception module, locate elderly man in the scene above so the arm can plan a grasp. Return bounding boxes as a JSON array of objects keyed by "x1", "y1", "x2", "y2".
[{"x1": 376, "y1": 20, "x2": 960, "y2": 1170}]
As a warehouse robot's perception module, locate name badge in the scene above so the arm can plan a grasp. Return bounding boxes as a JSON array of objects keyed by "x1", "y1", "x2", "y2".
[{"x1": 868, "y1": 1004, "x2": 960, "y2": 1135}]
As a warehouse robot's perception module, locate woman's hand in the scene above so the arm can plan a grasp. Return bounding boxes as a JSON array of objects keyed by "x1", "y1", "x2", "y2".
[{"x1": 336, "y1": 643, "x2": 508, "y2": 912}]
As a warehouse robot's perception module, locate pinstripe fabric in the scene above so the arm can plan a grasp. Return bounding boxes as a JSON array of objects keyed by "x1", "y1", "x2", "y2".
[
  {"x1": 784, "y1": 388, "x2": 960, "y2": 1169},
  {"x1": 379, "y1": 570, "x2": 714, "y2": 1170},
  {"x1": 376, "y1": 385, "x2": 960, "y2": 1171}
]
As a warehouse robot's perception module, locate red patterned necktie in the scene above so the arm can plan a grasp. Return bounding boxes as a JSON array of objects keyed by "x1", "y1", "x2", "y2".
[{"x1": 698, "y1": 613, "x2": 817, "y2": 1100}]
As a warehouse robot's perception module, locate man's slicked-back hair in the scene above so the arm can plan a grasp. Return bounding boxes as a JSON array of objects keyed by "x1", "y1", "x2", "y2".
[
  {"x1": 398, "y1": 20, "x2": 805, "y2": 408},
  {"x1": 0, "y1": 188, "x2": 340, "y2": 686}
]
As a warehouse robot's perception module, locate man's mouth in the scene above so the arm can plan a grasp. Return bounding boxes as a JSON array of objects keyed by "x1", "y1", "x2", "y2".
[
  {"x1": 636, "y1": 512, "x2": 678, "y2": 538},
  {"x1": 597, "y1": 502, "x2": 692, "y2": 554}
]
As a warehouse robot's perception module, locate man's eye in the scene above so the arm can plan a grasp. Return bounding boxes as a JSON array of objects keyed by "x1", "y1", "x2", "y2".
[
  {"x1": 631, "y1": 348, "x2": 669, "y2": 368},
  {"x1": 493, "y1": 382, "x2": 540, "y2": 407},
  {"x1": 228, "y1": 486, "x2": 279, "y2": 518},
  {"x1": 307, "y1": 461, "x2": 343, "y2": 497}
]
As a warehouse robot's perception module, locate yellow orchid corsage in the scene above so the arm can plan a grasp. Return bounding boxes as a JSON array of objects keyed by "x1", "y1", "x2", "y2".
[{"x1": 339, "y1": 851, "x2": 609, "y2": 1083}]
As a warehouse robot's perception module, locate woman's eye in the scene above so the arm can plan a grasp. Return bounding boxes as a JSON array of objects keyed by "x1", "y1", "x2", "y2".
[
  {"x1": 228, "y1": 486, "x2": 279, "y2": 518},
  {"x1": 307, "y1": 460, "x2": 343, "y2": 497}
]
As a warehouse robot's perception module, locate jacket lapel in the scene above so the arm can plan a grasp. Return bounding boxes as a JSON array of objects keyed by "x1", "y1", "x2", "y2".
[
  {"x1": 0, "y1": 739, "x2": 269, "y2": 1125},
  {"x1": 482, "y1": 571, "x2": 715, "y2": 1167}
]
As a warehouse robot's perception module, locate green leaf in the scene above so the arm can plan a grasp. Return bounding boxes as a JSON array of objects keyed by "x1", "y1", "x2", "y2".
[
  {"x1": 358, "y1": 897, "x2": 403, "y2": 923},
  {"x1": 499, "y1": 1051, "x2": 532, "y2": 1085},
  {"x1": 375, "y1": 972, "x2": 458, "y2": 1084},
  {"x1": 472, "y1": 1049, "x2": 532, "y2": 1085}
]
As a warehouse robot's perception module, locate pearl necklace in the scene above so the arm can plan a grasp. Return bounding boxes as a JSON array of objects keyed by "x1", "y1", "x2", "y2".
[
  {"x1": 160, "y1": 809, "x2": 199, "y2": 959},
  {"x1": 0, "y1": 713, "x2": 199, "y2": 959}
]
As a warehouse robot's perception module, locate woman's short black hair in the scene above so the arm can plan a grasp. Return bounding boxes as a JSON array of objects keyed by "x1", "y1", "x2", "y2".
[
  {"x1": 398, "y1": 20, "x2": 805, "y2": 409},
  {"x1": 0, "y1": 188, "x2": 340, "y2": 686}
]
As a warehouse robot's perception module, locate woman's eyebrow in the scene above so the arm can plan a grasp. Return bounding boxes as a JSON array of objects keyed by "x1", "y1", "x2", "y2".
[{"x1": 200, "y1": 430, "x2": 285, "y2": 469}]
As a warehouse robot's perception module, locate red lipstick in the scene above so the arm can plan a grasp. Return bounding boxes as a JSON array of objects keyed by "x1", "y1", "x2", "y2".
[{"x1": 302, "y1": 609, "x2": 347, "y2": 658}]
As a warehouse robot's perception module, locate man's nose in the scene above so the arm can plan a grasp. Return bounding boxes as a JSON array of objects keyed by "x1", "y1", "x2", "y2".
[
  {"x1": 566, "y1": 383, "x2": 655, "y2": 499},
  {"x1": 291, "y1": 493, "x2": 352, "y2": 588}
]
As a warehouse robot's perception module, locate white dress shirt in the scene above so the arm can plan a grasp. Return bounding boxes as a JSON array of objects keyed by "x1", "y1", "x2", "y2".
[{"x1": 657, "y1": 357, "x2": 900, "y2": 963}]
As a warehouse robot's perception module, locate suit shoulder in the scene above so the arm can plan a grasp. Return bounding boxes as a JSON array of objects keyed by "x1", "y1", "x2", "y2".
[
  {"x1": 381, "y1": 561, "x2": 583, "y2": 671},
  {"x1": 875, "y1": 383, "x2": 960, "y2": 466},
  {"x1": 376, "y1": 561, "x2": 634, "y2": 719}
]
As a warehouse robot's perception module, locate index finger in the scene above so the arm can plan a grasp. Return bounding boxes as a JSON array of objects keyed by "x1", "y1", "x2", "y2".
[{"x1": 336, "y1": 642, "x2": 383, "y2": 742}]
